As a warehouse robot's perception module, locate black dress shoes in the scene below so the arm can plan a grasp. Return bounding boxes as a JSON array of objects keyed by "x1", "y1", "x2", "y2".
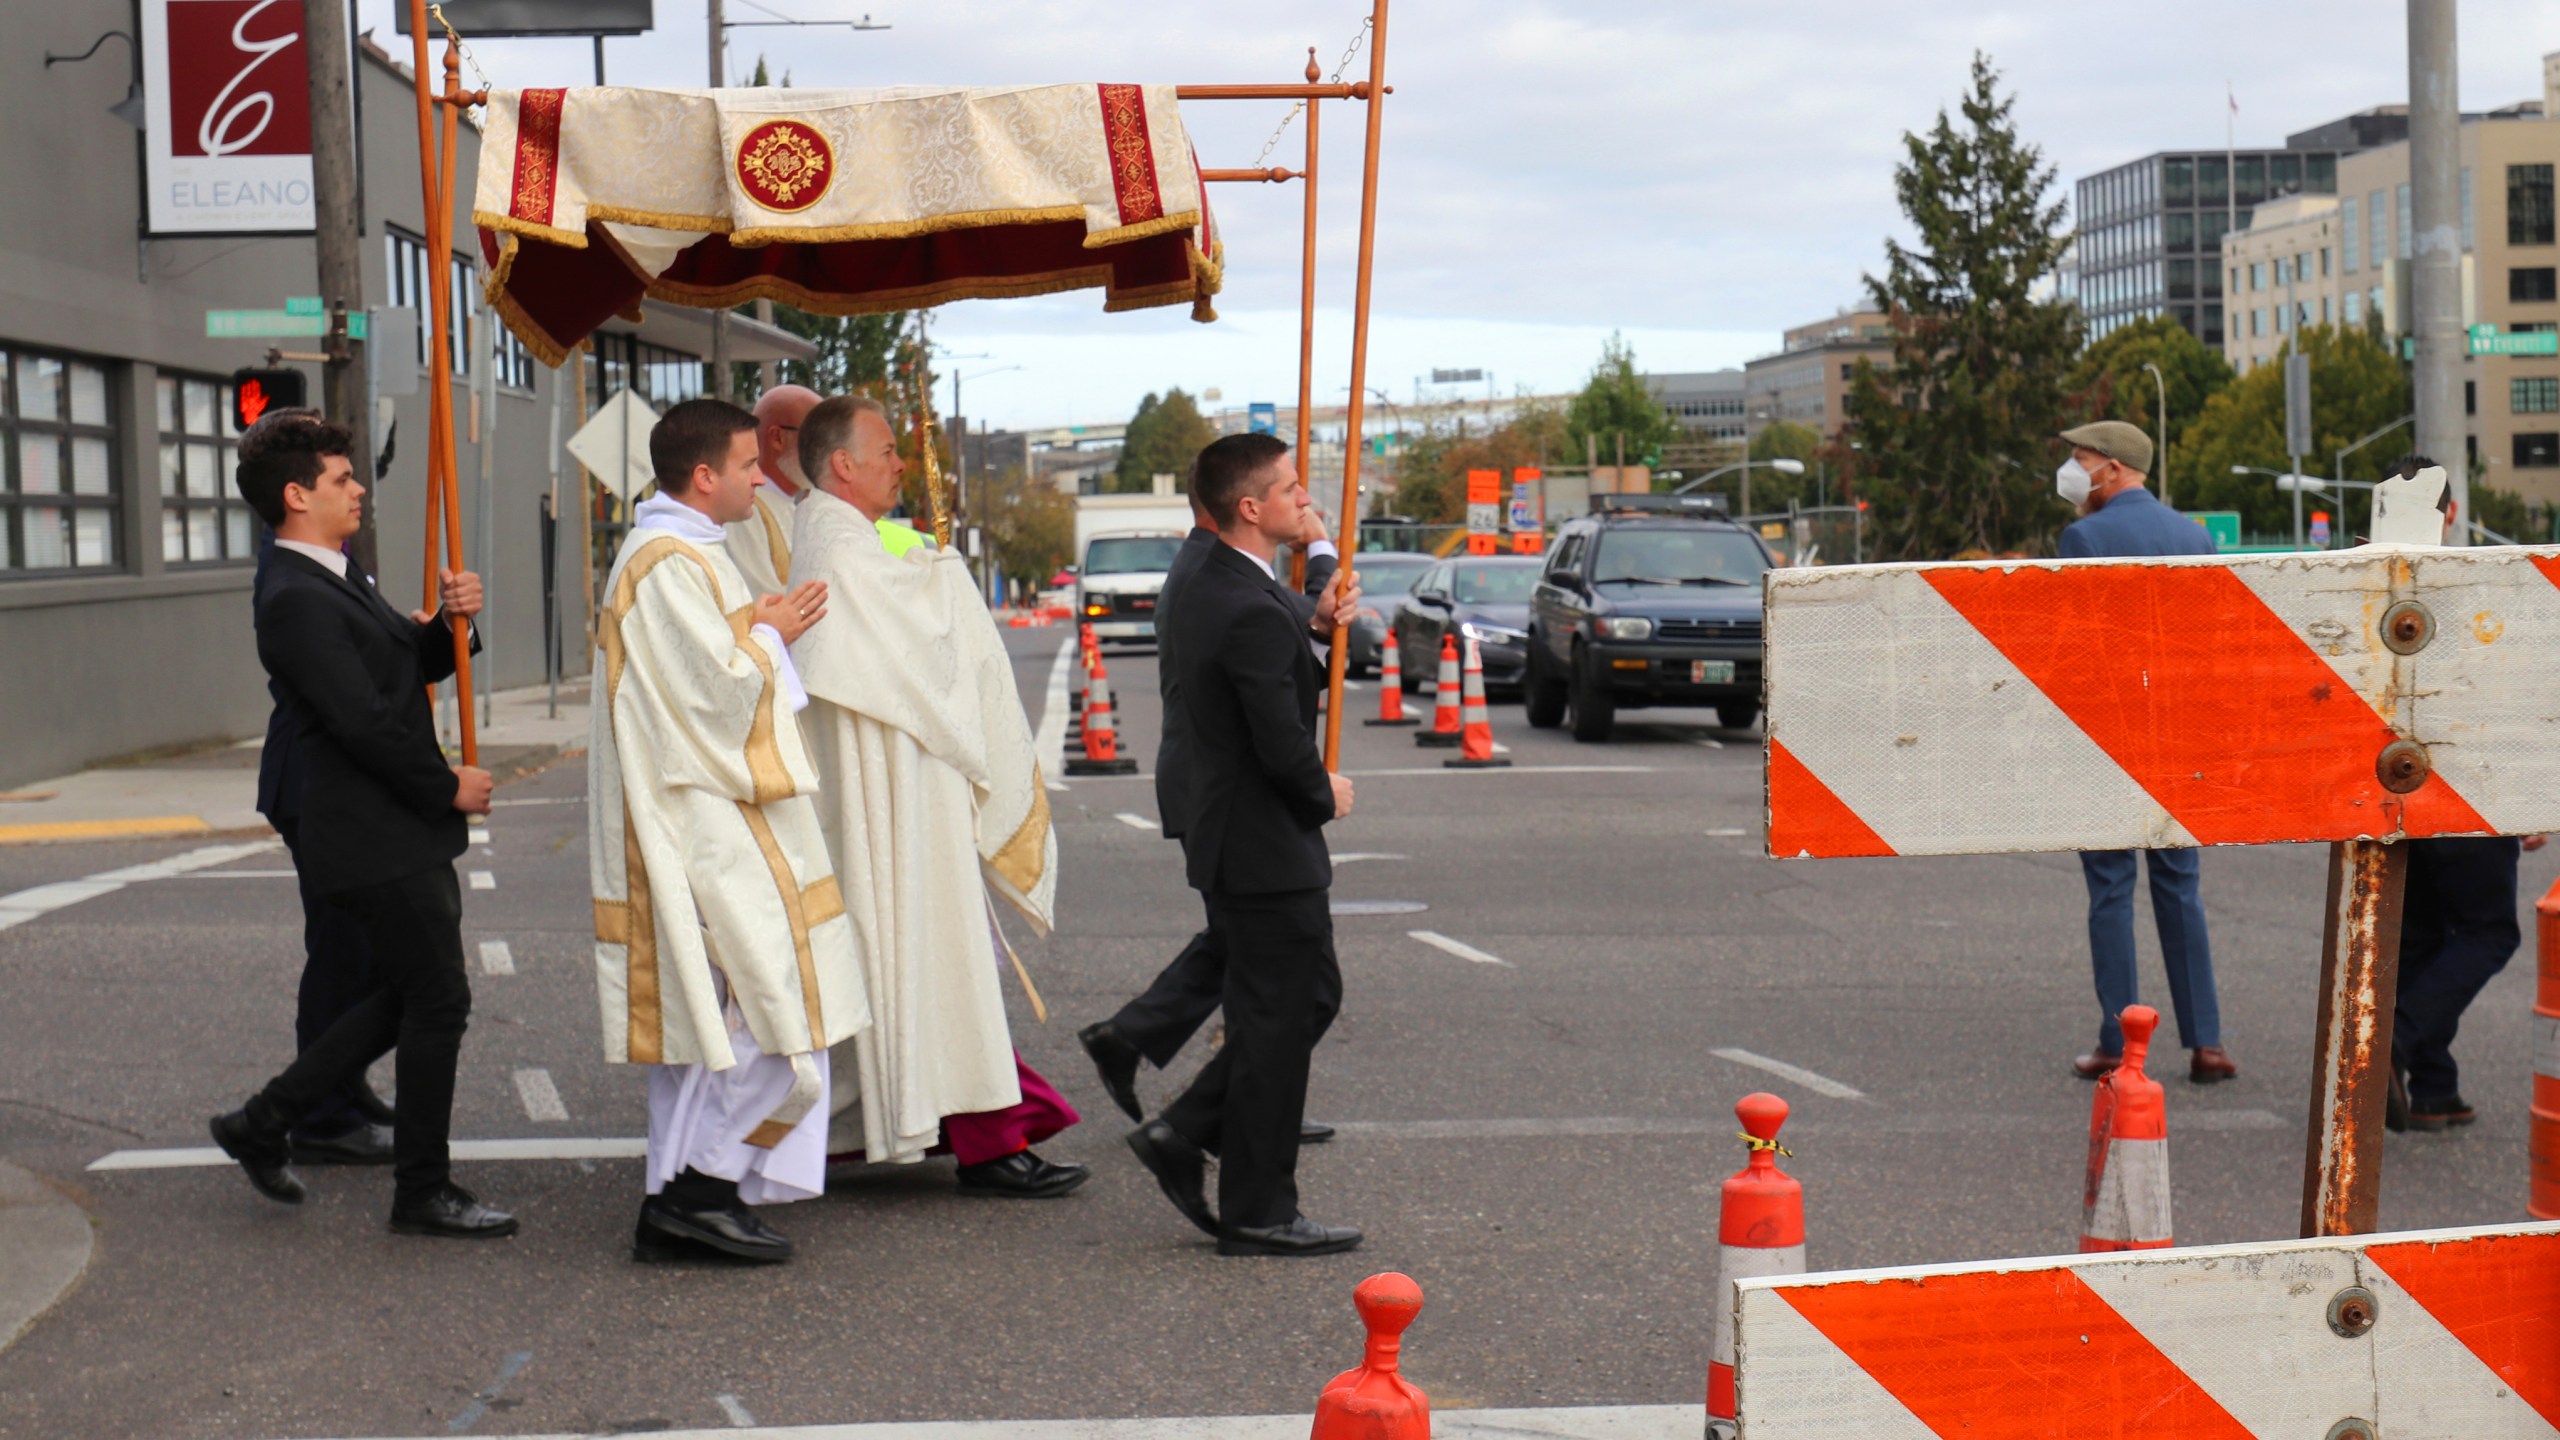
[
  {"x1": 209, "y1": 1108, "x2": 305, "y2": 1205},
  {"x1": 350, "y1": 1082, "x2": 397, "y2": 1127},
  {"x1": 1126, "y1": 1119, "x2": 1218, "y2": 1238},
  {"x1": 1218, "y1": 1214, "x2": 1363, "y2": 1258},
  {"x1": 1301, "y1": 1120, "x2": 1336, "y2": 1145},
  {"x1": 389, "y1": 1183, "x2": 519, "y2": 1239},
  {"x1": 956, "y1": 1148, "x2": 1091, "y2": 1198},
  {"x1": 291, "y1": 1122, "x2": 395, "y2": 1166},
  {"x1": 1079, "y1": 1020, "x2": 1145, "y2": 1122},
  {"x1": 635, "y1": 1192, "x2": 791, "y2": 1263}
]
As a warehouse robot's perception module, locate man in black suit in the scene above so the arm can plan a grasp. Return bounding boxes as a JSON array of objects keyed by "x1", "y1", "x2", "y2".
[
  {"x1": 1122, "y1": 432, "x2": 1360, "y2": 1257},
  {"x1": 244, "y1": 411, "x2": 395, "y2": 1167},
  {"x1": 1079, "y1": 493, "x2": 1347, "y2": 1145},
  {"x1": 209, "y1": 414, "x2": 516, "y2": 1239}
]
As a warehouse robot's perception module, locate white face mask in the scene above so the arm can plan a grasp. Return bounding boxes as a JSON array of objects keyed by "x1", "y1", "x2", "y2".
[{"x1": 2056, "y1": 456, "x2": 2095, "y2": 507}]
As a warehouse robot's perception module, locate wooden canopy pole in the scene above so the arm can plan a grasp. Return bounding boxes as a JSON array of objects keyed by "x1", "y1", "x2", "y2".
[
  {"x1": 1288, "y1": 47, "x2": 1322, "y2": 596},
  {"x1": 408, "y1": 1, "x2": 479, "y2": 764},
  {"x1": 1321, "y1": 0, "x2": 1390, "y2": 772}
]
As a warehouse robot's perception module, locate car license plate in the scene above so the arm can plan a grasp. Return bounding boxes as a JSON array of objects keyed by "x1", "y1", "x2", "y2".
[{"x1": 1691, "y1": 660, "x2": 1734, "y2": 684}]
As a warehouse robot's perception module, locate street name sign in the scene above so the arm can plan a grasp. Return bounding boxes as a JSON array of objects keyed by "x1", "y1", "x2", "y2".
[
  {"x1": 206, "y1": 310, "x2": 369, "y2": 340},
  {"x1": 1763, "y1": 548, "x2": 2560, "y2": 860},
  {"x1": 1733, "y1": 1220, "x2": 2560, "y2": 1437}
]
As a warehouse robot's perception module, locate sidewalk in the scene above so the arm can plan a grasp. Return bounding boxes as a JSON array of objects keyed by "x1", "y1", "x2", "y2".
[{"x1": 0, "y1": 681, "x2": 591, "y2": 845}]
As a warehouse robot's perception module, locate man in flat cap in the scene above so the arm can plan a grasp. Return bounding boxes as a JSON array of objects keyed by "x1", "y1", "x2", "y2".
[{"x1": 2053, "y1": 420, "x2": 2237, "y2": 1088}]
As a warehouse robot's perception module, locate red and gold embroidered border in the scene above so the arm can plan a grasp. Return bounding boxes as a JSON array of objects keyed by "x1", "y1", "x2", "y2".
[
  {"x1": 510, "y1": 88, "x2": 567, "y2": 229},
  {"x1": 1096, "y1": 83, "x2": 1163, "y2": 230}
]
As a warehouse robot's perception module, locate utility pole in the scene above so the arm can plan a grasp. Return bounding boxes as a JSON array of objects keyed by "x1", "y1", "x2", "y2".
[
  {"x1": 305, "y1": 0, "x2": 375, "y2": 572},
  {"x1": 2408, "y1": 0, "x2": 2466, "y2": 536},
  {"x1": 707, "y1": 0, "x2": 734, "y2": 401}
]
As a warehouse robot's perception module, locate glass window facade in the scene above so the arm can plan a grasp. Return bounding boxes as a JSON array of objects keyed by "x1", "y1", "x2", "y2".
[
  {"x1": 2, "y1": 346, "x2": 120, "y2": 575},
  {"x1": 386, "y1": 228, "x2": 474, "y2": 378},
  {"x1": 2513, "y1": 164, "x2": 2557, "y2": 246},
  {"x1": 2342, "y1": 196, "x2": 2360, "y2": 272},
  {"x1": 2397, "y1": 184, "x2": 2413, "y2": 260},
  {"x1": 157, "y1": 373, "x2": 254, "y2": 566},
  {"x1": 2513, "y1": 376, "x2": 2559, "y2": 415}
]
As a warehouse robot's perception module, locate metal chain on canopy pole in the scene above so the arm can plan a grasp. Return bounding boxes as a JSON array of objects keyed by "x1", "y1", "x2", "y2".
[{"x1": 1321, "y1": 0, "x2": 1390, "y2": 772}]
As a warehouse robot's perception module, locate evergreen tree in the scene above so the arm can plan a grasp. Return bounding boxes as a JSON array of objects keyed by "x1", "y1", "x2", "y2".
[
  {"x1": 1564, "y1": 332, "x2": 1678, "y2": 471},
  {"x1": 1840, "y1": 53, "x2": 2081, "y2": 558},
  {"x1": 1113, "y1": 388, "x2": 1218, "y2": 493}
]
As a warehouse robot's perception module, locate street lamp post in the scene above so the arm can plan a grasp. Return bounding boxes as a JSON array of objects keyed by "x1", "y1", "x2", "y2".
[
  {"x1": 1672, "y1": 457, "x2": 1806, "y2": 514},
  {"x1": 2140, "y1": 361, "x2": 2169, "y2": 507},
  {"x1": 949, "y1": 361, "x2": 1021, "y2": 600},
  {"x1": 2332, "y1": 412, "x2": 2416, "y2": 544}
]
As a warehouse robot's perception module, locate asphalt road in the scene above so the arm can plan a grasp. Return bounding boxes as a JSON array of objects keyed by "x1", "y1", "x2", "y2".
[{"x1": 0, "y1": 625, "x2": 2551, "y2": 1438}]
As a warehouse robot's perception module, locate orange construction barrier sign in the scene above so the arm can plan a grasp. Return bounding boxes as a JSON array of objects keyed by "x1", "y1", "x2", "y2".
[{"x1": 1465, "y1": 468, "x2": 1501, "y2": 556}]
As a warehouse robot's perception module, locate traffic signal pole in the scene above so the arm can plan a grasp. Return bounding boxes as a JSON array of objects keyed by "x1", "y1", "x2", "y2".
[
  {"x1": 303, "y1": 0, "x2": 375, "y2": 575},
  {"x1": 2407, "y1": 0, "x2": 2466, "y2": 536}
]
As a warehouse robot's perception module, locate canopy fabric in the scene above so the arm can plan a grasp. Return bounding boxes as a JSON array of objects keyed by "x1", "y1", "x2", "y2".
[{"x1": 473, "y1": 83, "x2": 1223, "y2": 366}]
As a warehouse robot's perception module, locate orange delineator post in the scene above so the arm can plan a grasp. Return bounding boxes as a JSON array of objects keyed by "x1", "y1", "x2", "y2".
[
  {"x1": 1365, "y1": 629, "x2": 1418, "y2": 727},
  {"x1": 1312, "y1": 1272, "x2": 1430, "y2": 1440},
  {"x1": 1416, "y1": 634, "x2": 1461, "y2": 748},
  {"x1": 2532, "y1": 878, "x2": 2560, "y2": 1219},
  {"x1": 1444, "y1": 635, "x2": 1511, "y2": 769},
  {"x1": 2081, "y1": 1005, "x2": 2173, "y2": 1252},
  {"x1": 1709, "y1": 1092, "x2": 1803, "y2": 1427}
]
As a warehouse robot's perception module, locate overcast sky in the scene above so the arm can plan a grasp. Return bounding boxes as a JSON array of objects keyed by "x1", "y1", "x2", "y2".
[{"x1": 357, "y1": 0, "x2": 2557, "y2": 430}]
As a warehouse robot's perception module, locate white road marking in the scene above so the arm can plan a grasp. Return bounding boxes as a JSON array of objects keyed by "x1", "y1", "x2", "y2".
[
  {"x1": 1710, "y1": 1047, "x2": 1868, "y2": 1101},
  {"x1": 1112, "y1": 812, "x2": 1160, "y2": 831},
  {"x1": 479, "y1": 940, "x2": 515, "y2": 976},
  {"x1": 256, "y1": 1405, "x2": 1703, "y2": 1438},
  {"x1": 1704, "y1": 827, "x2": 1748, "y2": 837},
  {"x1": 1330, "y1": 852, "x2": 1408, "y2": 864},
  {"x1": 0, "y1": 840, "x2": 281, "y2": 932},
  {"x1": 1345, "y1": 764, "x2": 1656, "y2": 778},
  {"x1": 490, "y1": 796, "x2": 579, "y2": 807},
  {"x1": 469, "y1": 870, "x2": 497, "y2": 891},
  {"x1": 1407, "y1": 930, "x2": 1511, "y2": 967},
  {"x1": 90, "y1": 1137, "x2": 650, "y2": 1171},
  {"x1": 513, "y1": 1068, "x2": 569, "y2": 1122},
  {"x1": 1690, "y1": 736, "x2": 1724, "y2": 749},
  {"x1": 468, "y1": 826, "x2": 492, "y2": 845},
  {"x1": 1033, "y1": 634, "x2": 1077, "y2": 791},
  {"x1": 716, "y1": 1395, "x2": 758, "y2": 1429},
  {"x1": 1490, "y1": 741, "x2": 1512, "y2": 754},
  {"x1": 175, "y1": 869, "x2": 298, "y2": 879}
]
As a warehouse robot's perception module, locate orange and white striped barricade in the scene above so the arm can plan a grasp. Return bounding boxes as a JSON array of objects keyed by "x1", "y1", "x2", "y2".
[
  {"x1": 1065, "y1": 656, "x2": 1137, "y2": 776},
  {"x1": 1709, "y1": 1093, "x2": 1803, "y2": 1430},
  {"x1": 1311, "y1": 1273, "x2": 1429, "y2": 1439},
  {"x1": 2082, "y1": 1005, "x2": 2171, "y2": 1252},
  {"x1": 1366, "y1": 629, "x2": 1420, "y2": 728},
  {"x1": 1732, "y1": 1219, "x2": 2560, "y2": 1437},
  {"x1": 1764, "y1": 547, "x2": 2560, "y2": 1235},
  {"x1": 1416, "y1": 633, "x2": 1462, "y2": 748},
  {"x1": 2535, "y1": 877, "x2": 2560, "y2": 1220},
  {"x1": 1443, "y1": 636, "x2": 1511, "y2": 769}
]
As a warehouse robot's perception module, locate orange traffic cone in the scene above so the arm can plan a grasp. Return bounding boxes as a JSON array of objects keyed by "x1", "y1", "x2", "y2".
[
  {"x1": 1415, "y1": 634, "x2": 1462, "y2": 748},
  {"x1": 1312, "y1": 1273, "x2": 1429, "y2": 1440},
  {"x1": 2529, "y1": 878, "x2": 2558, "y2": 1219},
  {"x1": 1065, "y1": 656, "x2": 1138, "y2": 775},
  {"x1": 1365, "y1": 630, "x2": 1420, "y2": 728},
  {"x1": 1444, "y1": 636, "x2": 1512, "y2": 769},
  {"x1": 2081, "y1": 1005, "x2": 2172, "y2": 1252},
  {"x1": 1708, "y1": 1093, "x2": 1803, "y2": 1429}
]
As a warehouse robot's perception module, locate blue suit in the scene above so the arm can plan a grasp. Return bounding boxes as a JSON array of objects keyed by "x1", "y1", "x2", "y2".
[{"x1": 2059, "y1": 486, "x2": 2224, "y2": 1054}]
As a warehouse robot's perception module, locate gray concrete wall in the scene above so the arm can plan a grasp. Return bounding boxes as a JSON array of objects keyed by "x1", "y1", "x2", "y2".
[{"x1": 0, "y1": 6, "x2": 586, "y2": 788}]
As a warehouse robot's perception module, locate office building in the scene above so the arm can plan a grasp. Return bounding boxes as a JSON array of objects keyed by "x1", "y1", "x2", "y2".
[
  {"x1": 1646, "y1": 370, "x2": 1746, "y2": 443},
  {"x1": 1742, "y1": 310, "x2": 1891, "y2": 441}
]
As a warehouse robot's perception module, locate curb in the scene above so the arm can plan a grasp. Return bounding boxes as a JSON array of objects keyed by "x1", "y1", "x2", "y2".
[{"x1": 0, "y1": 1160, "x2": 94, "y2": 1354}]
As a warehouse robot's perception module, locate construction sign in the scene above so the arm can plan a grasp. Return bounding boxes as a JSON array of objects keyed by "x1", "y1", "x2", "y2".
[
  {"x1": 1510, "y1": 469, "x2": 1544, "y2": 554},
  {"x1": 1465, "y1": 469, "x2": 1501, "y2": 556},
  {"x1": 1763, "y1": 547, "x2": 2560, "y2": 859},
  {"x1": 1733, "y1": 1220, "x2": 2560, "y2": 1437}
]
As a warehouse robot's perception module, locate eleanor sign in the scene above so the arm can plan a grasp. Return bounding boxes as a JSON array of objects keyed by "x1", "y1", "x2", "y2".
[{"x1": 139, "y1": 0, "x2": 315, "y2": 235}]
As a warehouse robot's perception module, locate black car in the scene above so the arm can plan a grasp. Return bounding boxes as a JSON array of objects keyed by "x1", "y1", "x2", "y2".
[
  {"x1": 1392, "y1": 555, "x2": 1545, "y2": 695},
  {"x1": 1523, "y1": 495, "x2": 1772, "y2": 742},
  {"x1": 1341, "y1": 553, "x2": 1434, "y2": 676}
]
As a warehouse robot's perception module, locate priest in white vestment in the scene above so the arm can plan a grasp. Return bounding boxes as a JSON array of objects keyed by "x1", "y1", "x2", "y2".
[
  {"x1": 590, "y1": 397, "x2": 870, "y2": 1262},
  {"x1": 724, "y1": 383, "x2": 821, "y2": 599},
  {"x1": 787, "y1": 394, "x2": 1086, "y2": 1199}
]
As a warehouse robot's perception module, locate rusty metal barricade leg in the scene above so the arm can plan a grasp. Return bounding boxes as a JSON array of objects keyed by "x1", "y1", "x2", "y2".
[{"x1": 2300, "y1": 837, "x2": 2409, "y2": 1237}]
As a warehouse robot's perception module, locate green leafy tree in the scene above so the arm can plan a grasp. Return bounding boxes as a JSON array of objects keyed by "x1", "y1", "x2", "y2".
[
  {"x1": 1838, "y1": 53, "x2": 2082, "y2": 558},
  {"x1": 1565, "y1": 333, "x2": 1679, "y2": 471},
  {"x1": 2177, "y1": 324, "x2": 2409, "y2": 537},
  {"x1": 1113, "y1": 388, "x2": 1218, "y2": 493},
  {"x1": 2063, "y1": 313, "x2": 2234, "y2": 504},
  {"x1": 978, "y1": 463, "x2": 1077, "y2": 591},
  {"x1": 770, "y1": 308, "x2": 907, "y2": 397},
  {"x1": 1389, "y1": 402, "x2": 1570, "y2": 527}
]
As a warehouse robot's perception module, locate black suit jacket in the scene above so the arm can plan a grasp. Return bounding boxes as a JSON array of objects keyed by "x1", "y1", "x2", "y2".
[
  {"x1": 252, "y1": 538, "x2": 307, "y2": 822},
  {"x1": 1155, "y1": 529, "x2": 1335, "y2": 840},
  {"x1": 255, "y1": 548, "x2": 472, "y2": 895},
  {"x1": 1164, "y1": 542, "x2": 1335, "y2": 895}
]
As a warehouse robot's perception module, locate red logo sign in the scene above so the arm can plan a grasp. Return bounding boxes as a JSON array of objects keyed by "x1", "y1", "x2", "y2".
[
  {"x1": 165, "y1": 0, "x2": 311, "y2": 158},
  {"x1": 733, "y1": 120, "x2": 834, "y2": 214}
]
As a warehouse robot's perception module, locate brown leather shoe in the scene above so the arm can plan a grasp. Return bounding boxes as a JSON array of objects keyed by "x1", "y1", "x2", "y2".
[
  {"x1": 2189, "y1": 1046, "x2": 2238, "y2": 1083},
  {"x1": 2071, "y1": 1050, "x2": 2121, "y2": 1080}
]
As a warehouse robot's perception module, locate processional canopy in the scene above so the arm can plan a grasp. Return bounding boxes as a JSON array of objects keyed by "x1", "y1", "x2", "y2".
[{"x1": 471, "y1": 83, "x2": 1224, "y2": 365}]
